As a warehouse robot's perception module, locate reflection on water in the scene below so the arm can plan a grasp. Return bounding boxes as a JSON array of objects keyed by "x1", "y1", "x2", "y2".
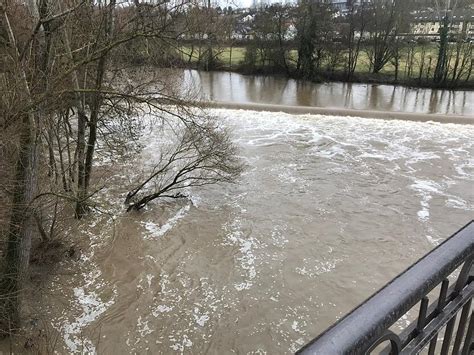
[{"x1": 181, "y1": 70, "x2": 473, "y2": 115}]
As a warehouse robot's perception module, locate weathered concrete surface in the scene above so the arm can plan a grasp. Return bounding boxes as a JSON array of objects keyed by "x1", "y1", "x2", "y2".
[{"x1": 202, "y1": 101, "x2": 474, "y2": 125}]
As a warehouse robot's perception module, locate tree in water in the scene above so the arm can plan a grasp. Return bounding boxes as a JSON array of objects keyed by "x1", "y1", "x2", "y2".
[{"x1": 125, "y1": 113, "x2": 243, "y2": 211}]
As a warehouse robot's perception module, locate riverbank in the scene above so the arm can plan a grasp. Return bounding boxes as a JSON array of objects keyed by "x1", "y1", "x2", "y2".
[
  {"x1": 173, "y1": 60, "x2": 474, "y2": 91},
  {"x1": 227, "y1": 65, "x2": 474, "y2": 91},
  {"x1": 176, "y1": 45, "x2": 474, "y2": 91}
]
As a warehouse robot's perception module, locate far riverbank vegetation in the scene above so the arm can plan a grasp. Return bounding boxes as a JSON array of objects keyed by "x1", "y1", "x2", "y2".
[{"x1": 121, "y1": 0, "x2": 474, "y2": 89}]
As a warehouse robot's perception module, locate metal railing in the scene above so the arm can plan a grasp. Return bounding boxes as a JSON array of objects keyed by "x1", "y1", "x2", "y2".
[{"x1": 297, "y1": 220, "x2": 474, "y2": 355}]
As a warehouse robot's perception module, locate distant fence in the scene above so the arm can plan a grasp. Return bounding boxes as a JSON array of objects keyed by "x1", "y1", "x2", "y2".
[{"x1": 297, "y1": 220, "x2": 474, "y2": 355}]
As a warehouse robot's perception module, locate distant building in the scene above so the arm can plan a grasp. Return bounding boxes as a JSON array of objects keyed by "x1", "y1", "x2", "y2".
[
  {"x1": 328, "y1": 0, "x2": 369, "y2": 14},
  {"x1": 411, "y1": 10, "x2": 474, "y2": 40},
  {"x1": 329, "y1": 0, "x2": 348, "y2": 12}
]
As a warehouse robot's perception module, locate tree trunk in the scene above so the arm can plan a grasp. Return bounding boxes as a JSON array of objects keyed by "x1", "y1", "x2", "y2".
[
  {"x1": 418, "y1": 46, "x2": 426, "y2": 84},
  {"x1": 0, "y1": 8, "x2": 40, "y2": 331},
  {"x1": 83, "y1": 0, "x2": 116, "y2": 208},
  {"x1": 188, "y1": 44, "x2": 195, "y2": 64},
  {"x1": 1, "y1": 114, "x2": 39, "y2": 330},
  {"x1": 74, "y1": 94, "x2": 88, "y2": 218},
  {"x1": 59, "y1": 10, "x2": 89, "y2": 217},
  {"x1": 451, "y1": 38, "x2": 465, "y2": 85},
  {"x1": 434, "y1": 15, "x2": 449, "y2": 85},
  {"x1": 465, "y1": 58, "x2": 473, "y2": 83},
  {"x1": 394, "y1": 54, "x2": 399, "y2": 82},
  {"x1": 427, "y1": 56, "x2": 432, "y2": 80},
  {"x1": 84, "y1": 56, "x2": 106, "y2": 193}
]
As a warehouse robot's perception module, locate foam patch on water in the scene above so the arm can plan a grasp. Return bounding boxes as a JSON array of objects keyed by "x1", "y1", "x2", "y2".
[
  {"x1": 170, "y1": 335, "x2": 193, "y2": 352},
  {"x1": 425, "y1": 235, "x2": 443, "y2": 246},
  {"x1": 153, "y1": 304, "x2": 173, "y2": 315},
  {"x1": 410, "y1": 181, "x2": 436, "y2": 222},
  {"x1": 295, "y1": 257, "x2": 341, "y2": 278},
  {"x1": 137, "y1": 316, "x2": 153, "y2": 337},
  {"x1": 143, "y1": 272, "x2": 227, "y2": 353},
  {"x1": 270, "y1": 225, "x2": 289, "y2": 248},
  {"x1": 49, "y1": 210, "x2": 119, "y2": 354},
  {"x1": 56, "y1": 266, "x2": 116, "y2": 354},
  {"x1": 62, "y1": 288, "x2": 114, "y2": 353},
  {"x1": 223, "y1": 217, "x2": 259, "y2": 290},
  {"x1": 142, "y1": 204, "x2": 190, "y2": 238},
  {"x1": 193, "y1": 308, "x2": 210, "y2": 327}
]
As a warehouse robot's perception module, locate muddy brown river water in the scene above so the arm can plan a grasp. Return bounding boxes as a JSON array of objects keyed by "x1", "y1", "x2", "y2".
[
  {"x1": 45, "y1": 107, "x2": 474, "y2": 354},
  {"x1": 182, "y1": 70, "x2": 474, "y2": 116}
]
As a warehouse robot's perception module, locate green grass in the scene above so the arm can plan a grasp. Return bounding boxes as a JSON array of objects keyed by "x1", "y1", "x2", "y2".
[
  {"x1": 178, "y1": 46, "x2": 246, "y2": 66},
  {"x1": 353, "y1": 45, "x2": 441, "y2": 77}
]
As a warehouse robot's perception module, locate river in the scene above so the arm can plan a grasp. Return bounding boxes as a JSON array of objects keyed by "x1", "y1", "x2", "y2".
[
  {"x1": 44, "y1": 99, "x2": 474, "y2": 354},
  {"x1": 181, "y1": 70, "x2": 474, "y2": 116}
]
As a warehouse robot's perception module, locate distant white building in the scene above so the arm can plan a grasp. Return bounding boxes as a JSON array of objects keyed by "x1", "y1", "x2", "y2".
[
  {"x1": 285, "y1": 23, "x2": 297, "y2": 40},
  {"x1": 411, "y1": 10, "x2": 474, "y2": 40},
  {"x1": 328, "y1": 0, "x2": 368, "y2": 14}
]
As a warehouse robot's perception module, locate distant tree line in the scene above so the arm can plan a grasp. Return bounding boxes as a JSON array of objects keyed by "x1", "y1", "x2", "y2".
[{"x1": 175, "y1": 0, "x2": 473, "y2": 88}]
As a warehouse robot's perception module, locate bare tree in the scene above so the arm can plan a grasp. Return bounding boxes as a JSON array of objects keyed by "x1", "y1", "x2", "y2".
[
  {"x1": 343, "y1": 0, "x2": 368, "y2": 79},
  {"x1": 125, "y1": 114, "x2": 243, "y2": 211},
  {"x1": 246, "y1": 4, "x2": 293, "y2": 74},
  {"x1": 365, "y1": 0, "x2": 405, "y2": 74}
]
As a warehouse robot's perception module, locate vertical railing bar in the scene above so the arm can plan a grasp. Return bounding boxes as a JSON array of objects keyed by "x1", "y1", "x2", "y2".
[
  {"x1": 427, "y1": 335, "x2": 437, "y2": 355},
  {"x1": 438, "y1": 280, "x2": 450, "y2": 312},
  {"x1": 427, "y1": 279, "x2": 451, "y2": 355},
  {"x1": 461, "y1": 311, "x2": 474, "y2": 355},
  {"x1": 455, "y1": 259, "x2": 474, "y2": 294},
  {"x1": 452, "y1": 299, "x2": 472, "y2": 354},
  {"x1": 440, "y1": 313, "x2": 458, "y2": 355},
  {"x1": 417, "y1": 297, "x2": 429, "y2": 333}
]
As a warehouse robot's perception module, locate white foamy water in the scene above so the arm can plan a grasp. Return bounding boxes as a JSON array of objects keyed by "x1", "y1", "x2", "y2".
[
  {"x1": 53, "y1": 109, "x2": 474, "y2": 354},
  {"x1": 143, "y1": 205, "x2": 191, "y2": 239},
  {"x1": 54, "y1": 251, "x2": 117, "y2": 354}
]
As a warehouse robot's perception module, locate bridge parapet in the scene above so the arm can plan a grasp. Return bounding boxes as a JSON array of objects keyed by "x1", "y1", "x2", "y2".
[{"x1": 298, "y1": 220, "x2": 474, "y2": 355}]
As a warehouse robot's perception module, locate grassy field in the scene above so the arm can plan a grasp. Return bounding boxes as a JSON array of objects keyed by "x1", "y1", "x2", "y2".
[{"x1": 178, "y1": 46, "x2": 246, "y2": 67}]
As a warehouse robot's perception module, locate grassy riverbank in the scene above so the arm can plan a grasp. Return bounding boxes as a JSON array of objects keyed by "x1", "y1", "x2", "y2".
[{"x1": 176, "y1": 45, "x2": 474, "y2": 90}]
